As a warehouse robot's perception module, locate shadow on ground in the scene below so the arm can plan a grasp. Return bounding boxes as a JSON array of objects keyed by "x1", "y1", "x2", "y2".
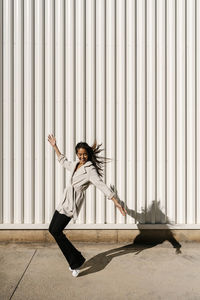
[{"x1": 79, "y1": 198, "x2": 182, "y2": 277}]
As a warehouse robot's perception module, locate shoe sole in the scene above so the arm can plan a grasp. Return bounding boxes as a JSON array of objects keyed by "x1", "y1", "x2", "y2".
[
  {"x1": 69, "y1": 258, "x2": 86, "y2": 275},
  {"x1": 69, "y1": 259, "x2": 86, "y2": 272},
  {"x1": 72, "y1": 270, "x2": 80, "y2": 277}
]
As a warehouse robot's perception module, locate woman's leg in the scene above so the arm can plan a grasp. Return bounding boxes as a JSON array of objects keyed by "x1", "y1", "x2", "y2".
[{"x1": 49, "y1": 210, "x2": 85, "y2": 269}]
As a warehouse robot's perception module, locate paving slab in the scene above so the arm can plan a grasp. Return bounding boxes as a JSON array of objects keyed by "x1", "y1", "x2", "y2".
[{"x1": 1, "y1": 241, "x2": 200, "y2": 300}]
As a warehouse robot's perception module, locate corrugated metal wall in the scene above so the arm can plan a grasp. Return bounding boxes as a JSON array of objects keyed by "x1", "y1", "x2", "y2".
[{"x1": 0, "y1": 0, "x2": 200, "y2": 229}]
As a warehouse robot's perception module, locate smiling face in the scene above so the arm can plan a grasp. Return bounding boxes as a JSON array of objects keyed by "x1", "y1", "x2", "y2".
[{"x1": 77, "y1": 148, "x2": 88, "y2": 164}]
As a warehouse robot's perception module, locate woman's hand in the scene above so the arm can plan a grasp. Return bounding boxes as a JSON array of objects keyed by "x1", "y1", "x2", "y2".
[
  {"x1": 111, "y1": 197, "x2": 127, "y2": 216},
  {"x1": 48, "y1": 134, "x2": 62, "y2": 158},
  {"x1": 48, "y1": 133, "x2": 56, "y2": 147},
  {"x1": 115, "y1": 202, "x2": 127, "y2": 216}
]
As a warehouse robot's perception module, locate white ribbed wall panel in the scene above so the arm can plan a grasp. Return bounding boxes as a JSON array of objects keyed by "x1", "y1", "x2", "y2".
[{"x1": 0, "y1": 0, "x2": 200, "y2": 229}]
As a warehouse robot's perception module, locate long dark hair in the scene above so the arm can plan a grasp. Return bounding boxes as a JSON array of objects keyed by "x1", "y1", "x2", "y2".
[{"x1": 75, "y1": 140, "x2": 112, "y2": 178}]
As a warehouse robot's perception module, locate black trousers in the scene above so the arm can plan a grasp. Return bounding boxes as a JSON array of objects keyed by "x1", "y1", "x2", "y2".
[{"x1": 48, "y1": 209, "x2": 86, "y2": 269}]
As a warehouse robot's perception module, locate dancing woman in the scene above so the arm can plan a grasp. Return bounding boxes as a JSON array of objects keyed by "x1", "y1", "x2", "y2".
[{"x1": 48, "y1": 133, "x2": 127, "y2": 277}]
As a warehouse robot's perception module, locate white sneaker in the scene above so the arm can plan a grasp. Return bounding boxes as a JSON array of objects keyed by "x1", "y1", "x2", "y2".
[
  {"x1": 69, "y1": 260, "x2": 86, "y2": 277},
  {"x1": 72, "y1": 269, "x2": 80, "y2": 277}
]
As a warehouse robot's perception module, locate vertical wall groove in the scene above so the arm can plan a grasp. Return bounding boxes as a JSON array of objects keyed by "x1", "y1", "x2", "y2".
[
  {"x1": 155, "y1": 0, "x2": 157, "y2": 223},
  {"x1": 175, "y1": 0, "x2": 177, "y2": 224},
  {"x1": 165, "y1": 0, "x2": 167, "y2": 224},
  {"x1": 135, "y1": 0, "x2": 137, "y2": 222},
  {"x1": 195, "y1": 0, "x2": 197, "y2": 224},
  {"x1": 0, "y1": 0, "x2": 3, "y2": 224},
  {"x1": 185, "y1": 0, "x2": 187, "y2": 224}
]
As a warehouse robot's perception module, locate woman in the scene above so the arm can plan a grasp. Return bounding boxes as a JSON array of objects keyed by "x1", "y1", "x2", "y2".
[{"x1": 47, "y1": 133, "x2": 127, "y2": 277}]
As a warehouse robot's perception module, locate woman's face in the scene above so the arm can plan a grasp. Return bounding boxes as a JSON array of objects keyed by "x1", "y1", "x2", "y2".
[{"x1": 77, "y1": 148, "x2": 88, "y2": 164}]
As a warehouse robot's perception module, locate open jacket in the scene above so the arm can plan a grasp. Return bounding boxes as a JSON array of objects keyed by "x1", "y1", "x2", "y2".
[{"x1": 56, "y1": 154, "x2": 116, "y2": 221}]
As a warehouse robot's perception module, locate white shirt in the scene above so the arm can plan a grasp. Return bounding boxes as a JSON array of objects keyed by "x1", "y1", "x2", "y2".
[{"x1": 56, "y1": 154, "x2": 116, "y2": 220}]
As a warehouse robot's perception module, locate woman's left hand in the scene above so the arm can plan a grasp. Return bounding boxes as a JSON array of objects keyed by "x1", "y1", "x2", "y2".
[
  {"x1": 111, "y1": 196, "x2": 127, "y2": 216},
  {"x1": 115, "y1": 203, "x2": 127, "y2": 216},
  {"x1": 115, "y1": 201, "x2": 127, "y2": 216}
]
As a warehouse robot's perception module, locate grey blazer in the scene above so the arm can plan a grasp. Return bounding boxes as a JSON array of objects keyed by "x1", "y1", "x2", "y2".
[{"x1": 56, "y1": 154, "x2": 116, "y2": 220}]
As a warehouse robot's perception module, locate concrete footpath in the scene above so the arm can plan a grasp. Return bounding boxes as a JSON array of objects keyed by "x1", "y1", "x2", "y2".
[{"x1": 1, "y1": 241, "x2": 200, "y2": 300}]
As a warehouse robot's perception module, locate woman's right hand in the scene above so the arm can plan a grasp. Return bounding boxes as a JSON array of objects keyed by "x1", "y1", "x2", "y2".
[{"x1": 48, "y1": 134, "x2": 56, "y2": 147}]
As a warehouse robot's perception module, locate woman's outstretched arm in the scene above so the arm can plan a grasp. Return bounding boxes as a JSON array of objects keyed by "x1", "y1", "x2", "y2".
[
  {"x1": 53, "y1": 144, "x2": 62, "y2": 159},
  {"x1": 89, "y1": 167, "x2": 127, "y2": 216},
  {"x1": 48, "y1": 133, "x2": 61, "y2": 158},
  {"x1": 47, "y1": 133, "x2": 72, "y2": 171}
]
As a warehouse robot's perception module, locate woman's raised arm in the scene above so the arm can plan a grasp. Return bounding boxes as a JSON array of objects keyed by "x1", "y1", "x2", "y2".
[
  {"x1": 48, "y1": 134, "x2": 61, "y2": 158},
  {"x1": 48, "y1": 134, "x2": 72, "y2": 171}
]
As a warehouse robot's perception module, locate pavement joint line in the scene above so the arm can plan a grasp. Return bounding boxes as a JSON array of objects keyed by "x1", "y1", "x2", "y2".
[{"x1": 9, "y1": 249, "x2": 38, "y2": 300}]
